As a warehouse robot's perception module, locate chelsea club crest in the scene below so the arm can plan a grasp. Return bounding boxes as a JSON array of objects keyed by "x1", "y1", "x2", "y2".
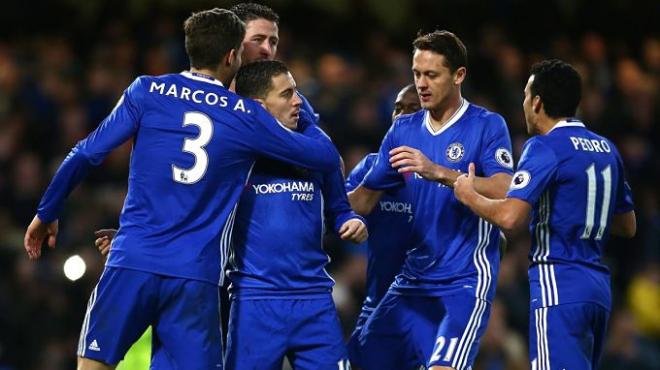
[{"x1": 446, "y1": 142, "x2": 464, "y2": 162}]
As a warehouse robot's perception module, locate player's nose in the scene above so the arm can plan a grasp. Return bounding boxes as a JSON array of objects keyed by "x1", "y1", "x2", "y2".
[{"x1": 260, "y1": 42, "x2": 273, "y2": 58}]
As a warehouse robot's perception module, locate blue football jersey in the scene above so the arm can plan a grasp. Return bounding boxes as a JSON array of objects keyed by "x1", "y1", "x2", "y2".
[
  {"x1": 346, "y1": 153, "x2": 412, "y2": 308},
  {"x1": 506, "y1": 120, "x2": 634, "y2": 310},
  {"x1": 361, "y1": 100, "x2": 514, "y2": 301},
  {"x1": 37, "y1": 71, "x2": 340, "y2": 285},
  {"x1": 227, "y1": 156, "x2": 362, "y2": 298}
]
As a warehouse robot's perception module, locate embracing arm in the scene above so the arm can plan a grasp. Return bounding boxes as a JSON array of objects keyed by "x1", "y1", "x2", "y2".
[{"x1": 25, "y1": 79, "x2": 142, "y2": 259}]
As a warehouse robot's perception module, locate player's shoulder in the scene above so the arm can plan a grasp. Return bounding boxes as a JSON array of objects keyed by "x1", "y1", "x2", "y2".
[
  {"x1": 465, "y1": 102, "x2": 508, "y2": 129},
  {"x1": 357, "y1": 153, "x2": 379, "y2": 172},
  {"x1": 521, "y1": 135, "x2": 558, "y2": 162},
  {"x1": 347, "y1": 153, "x2": 378, "y2": 181},
  {"x1": 392, "y1": 110, "x2": 425, "y2": 130}
]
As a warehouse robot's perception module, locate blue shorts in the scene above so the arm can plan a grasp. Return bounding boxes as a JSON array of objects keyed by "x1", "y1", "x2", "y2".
[
  {"x1": 530, "y1": 303, "x2": 609, "y2": 370},
  {"x1": 358, "y1": 292, "x2": 491, "y2": 370},
  {"x1": 224, "y1": 295, "x2": 348, "y2": 370},
  {"x1": 347, "y1": 303, "x2": 374, "y2": 368},
  {"x1": 77, "y1": 266, "x2": 222, "y2": 369}
]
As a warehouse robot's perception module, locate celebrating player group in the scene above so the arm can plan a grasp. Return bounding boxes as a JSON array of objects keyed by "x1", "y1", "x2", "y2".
[{"x1": 23, "y1": 3, "x2": 636, "y2": 370}]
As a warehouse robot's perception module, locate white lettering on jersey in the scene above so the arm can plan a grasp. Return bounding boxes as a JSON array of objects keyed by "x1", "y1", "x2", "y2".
[
  {"x1": 180, "y1": 87, "x2": 191, "y2": 100},
  {"x1": 149, "y1": 82, "x2": 239, "y2": 111},
  {"x1": 233, "y1": 99, "x2": 246, "y2": 112},
  {"x1": 165, "y1": 84, "x2": 178, "y2": 97},
  {"x1": 149, "y1": 81, "x2": 165, "y2": 94},
  {"x1": 569, "y1": 136, "x2": 611, "y2": 153},
  {"x1": 379, "y1": 201, "x2": 413, "y2": 214},
  {"x1": 252, "y1": 182, "x2": 315, "y2": 194}
]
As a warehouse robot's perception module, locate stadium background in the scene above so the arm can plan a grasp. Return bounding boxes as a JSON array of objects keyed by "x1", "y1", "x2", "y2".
[{"x1": 0, "y1": 0, "x2": 658, "y2": 369}]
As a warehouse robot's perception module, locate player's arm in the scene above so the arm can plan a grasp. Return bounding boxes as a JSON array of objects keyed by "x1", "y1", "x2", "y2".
[
  {"x1": 25, "y1": 79, "x2": 142, "y2": 259},
  {"x1": 390, "y1": 114, "x2": 514, "y2": 199},
  {"x1": 610, "y1": 211, "x2": 636, "y2": 238},
  {"x1": 348, "y1": 126, "x2": 403, "y2": 216},
  {"x1": 322, "y1": 166, "x2": 368, "y2": 243},
  {"x1": 347, "y1": 187, "x2": 383, "y2": 216},
  {"x1": 389, "y1": 146, "x2": 511, "y2": 198},
  {"x1": 609, "y1": 153, "x2": 636, "y2": 238},
  {"x1": 454, "y1": 164, "x2": 531, "y2": 234},
  {"x1": 246, "y1": 105, "x2": 340, "y2": 172}
]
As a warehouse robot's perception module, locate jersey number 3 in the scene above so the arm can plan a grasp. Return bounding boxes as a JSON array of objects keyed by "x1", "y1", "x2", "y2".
[
  {"x1": 581, "y1": 163, "x2": 612, "y2": 240},
  {"x1": 172, "y1": 112, "x2": 213, "y2": 184}
]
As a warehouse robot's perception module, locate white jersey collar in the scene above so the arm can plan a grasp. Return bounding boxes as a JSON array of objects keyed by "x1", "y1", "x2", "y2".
[
  {"x1": 180, "y1": 71, "x2": 225, "y2": 87},
  {"x1": 548, "y1": 118, "x2": 585, "y2": 133},
  {"x1": 424, "y1": 98, "x2": 469, "y2": 136}
]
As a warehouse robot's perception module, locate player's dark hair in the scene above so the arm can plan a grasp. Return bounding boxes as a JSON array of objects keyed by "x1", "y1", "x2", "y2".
[
  {"x1": 235, "y1": 60, "x2": 289, "y2": 99},
  {"x1": 230, "y1": 2, "x2": 280, "y2": 24},
  {"x1": 413, "y1": 30, "x2": 467, "y2": 72},
  {"x1": 530, "y1": 59, "x2": 582, "y2": 118},
  {"x1": 184, "y1": 8, "x2": 245, "y2": 69}
]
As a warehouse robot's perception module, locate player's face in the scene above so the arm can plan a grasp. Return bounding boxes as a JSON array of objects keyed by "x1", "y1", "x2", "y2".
[
  {"x1": 262, "y1": 72, "x2": 302, "y2": 130},
  {"x1": 242, "y1": 18, "x2": 279, "y2": 64},
  {"x1": 392, "y1": 88, "x2": 421, "y2": 121},
  {"x1": 522, "y1": 75, "x2": 537, "y2": 134},
  {"x1": 412, "y1": 50, "x2": 462, "y2": 111}
]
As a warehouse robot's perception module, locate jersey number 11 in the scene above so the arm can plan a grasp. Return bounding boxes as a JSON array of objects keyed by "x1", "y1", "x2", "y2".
[{"x1": 581, "y1": 163, "x2": 612, "y2": 240}]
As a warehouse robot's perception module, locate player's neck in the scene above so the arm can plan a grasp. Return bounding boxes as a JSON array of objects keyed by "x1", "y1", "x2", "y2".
[
  {"x1": 537, "y1": 116, "x2": 571, "y2": 135},
  {"x1": 428, "y1": 94, "x2": 463, "y2": 131}
]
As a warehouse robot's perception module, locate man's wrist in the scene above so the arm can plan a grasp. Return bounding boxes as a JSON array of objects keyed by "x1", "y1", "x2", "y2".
[{"x1": 434, "y1": 165, "x2": 451, "y2": 185}]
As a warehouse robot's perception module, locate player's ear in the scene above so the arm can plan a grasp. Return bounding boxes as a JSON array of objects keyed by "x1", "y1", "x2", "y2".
[
  {"x1": 532, "y1": 95, "x2": 542, "y2": 114},
  {"x1": 454, "y1": 67, "x2": 466, "y2": 85},
  {"x1": 226, "y1": 48, "x2": 238, "y2": 67}
]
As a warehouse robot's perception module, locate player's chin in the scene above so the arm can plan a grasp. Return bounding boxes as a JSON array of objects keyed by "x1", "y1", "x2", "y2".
[
  {"x1": 282, "y1": 117, "x2": 298, "y2": 130},
  {"x1": 419, "y1": 99, "x2": 434, "y2": 109}
]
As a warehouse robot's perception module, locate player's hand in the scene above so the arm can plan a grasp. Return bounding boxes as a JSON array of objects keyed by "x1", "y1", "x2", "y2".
[
  {"x1": 94, "y1": 229, "x2": 117, "y2": 257},
  {"x1": 24, "y1": 215, "x2": 59, "y2": 260},
  {"x1": 339, "y1": 219, "x2": 368, "y2": 244},
  {"x1": 389, "y1": 146, "x2": 443, "y2": 181},
  {"x1": 454, "y1": 162, "x2": 477, "y2": 205}
]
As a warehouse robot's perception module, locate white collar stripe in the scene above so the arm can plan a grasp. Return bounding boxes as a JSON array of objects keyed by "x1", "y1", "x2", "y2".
[
  {"x1": 548, "y1": 119, "x2": 585, "y2": 133},
  {"x1": 424, "y1": 98, "x2": 469, "y2": 136},
  {"x1": 180, "y1": 71, "x2": 225, "y2": 87}
]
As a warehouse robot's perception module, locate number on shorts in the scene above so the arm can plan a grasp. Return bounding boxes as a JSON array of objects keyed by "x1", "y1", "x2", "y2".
[{"x1": 430, "y1": 335, "x2": 459, "y2": 363}]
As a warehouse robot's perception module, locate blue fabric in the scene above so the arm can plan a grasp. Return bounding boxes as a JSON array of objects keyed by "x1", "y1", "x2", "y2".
[
  {"x1": 529, "y1": 302, "x2": 609, "y2": 370},
  {"x1": 346, "y1": 153, "x2": 413, "y2": 365},
  {"x1": 77, "y1": 266, "x2": 222, "y2": 369},
  {"x1": 361, "y1": 103, "x2": 513, "y2": 301},
  {"x1": 227, "y1": 153, "x2": 361, "y2": 298},
  {"x1": 507, "y1": 121, "x2": 634, "y2": 310},
  {"x1": 357, "y1": 291, "x2": 490, "y2": 370},
  {"x1": 37, "y1": 72, "x2": 339, "y2": 285},
  {"x1": 225, "y1": 296, "x2": 348, "y2": 370}
]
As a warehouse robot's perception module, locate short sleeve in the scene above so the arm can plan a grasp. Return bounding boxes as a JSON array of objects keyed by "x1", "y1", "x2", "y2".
[
  {"x1": 506, "y1": 138, "x2": 558, "y2": 206},
  {"x1": 480, "y1": 113, "x2": 515, "y2": 177},
  {"x1": 361, "y1": 122, "x2": 405, "y2": 190}
]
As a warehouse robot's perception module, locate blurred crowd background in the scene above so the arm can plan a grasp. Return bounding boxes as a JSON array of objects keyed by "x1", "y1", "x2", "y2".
[{"x1": 0, "y1": 0, "x2": 658, "y2": 369}]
